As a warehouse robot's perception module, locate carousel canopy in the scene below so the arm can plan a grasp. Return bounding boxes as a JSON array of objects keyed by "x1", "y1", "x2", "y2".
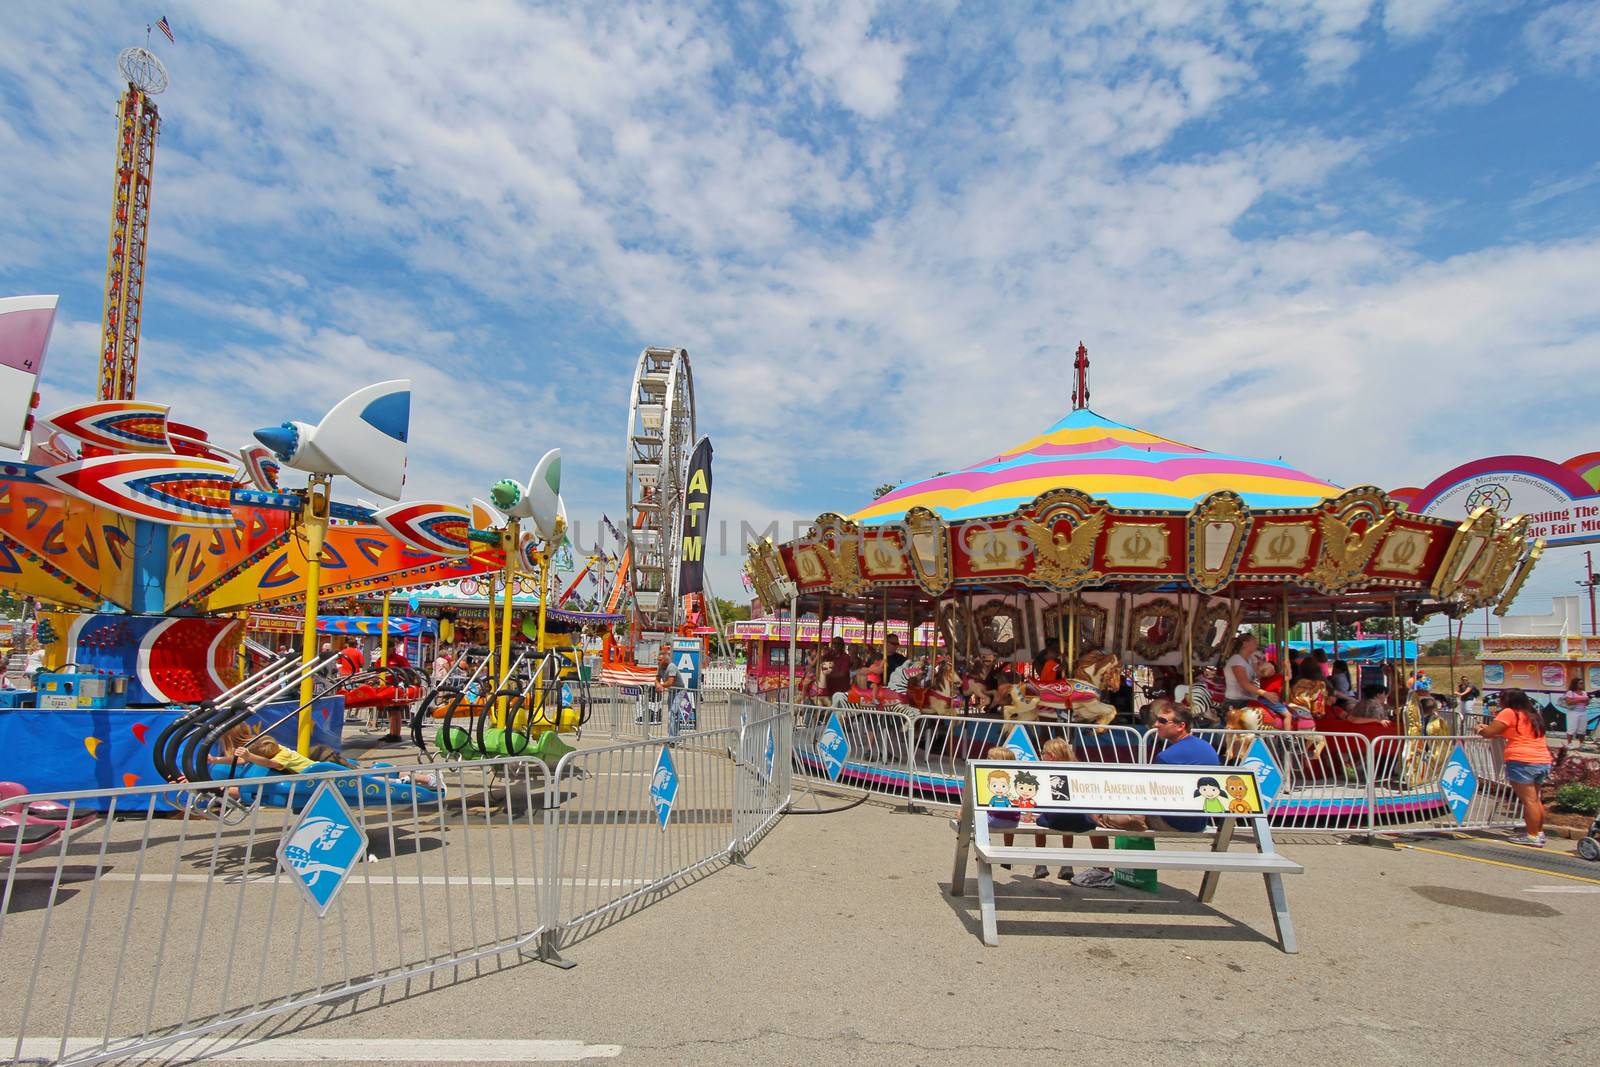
[
  {"x1": 746, "y1": 399, "x2": 1540, "y2": 625},
  {"x1": 853, "y1": 409, "x2": 1342, "y2": 525}
]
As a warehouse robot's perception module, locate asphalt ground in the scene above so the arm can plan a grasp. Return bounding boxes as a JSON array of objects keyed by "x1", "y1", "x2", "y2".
[{"x1": 6, "y1": 769, "x2": 1597, "y2": 1067}]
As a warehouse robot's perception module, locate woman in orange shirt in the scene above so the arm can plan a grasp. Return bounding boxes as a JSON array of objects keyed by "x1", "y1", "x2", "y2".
[{"x1": 1477, "y1": 688, "x2": 1553, "y2": 847}]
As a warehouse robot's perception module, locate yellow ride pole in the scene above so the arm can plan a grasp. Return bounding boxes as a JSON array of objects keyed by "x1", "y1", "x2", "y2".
[
  {"x1": 498, "y1": 520, "x2": 519, "y2": 724},
  {"x1": 379, "y1": 590, "x2": 391, "y2": 665},
  {"x1": 296, "y1": 475, "x2": 331, "y2": 756},
  {"x1": 537, "y1": 518, "x2": 564, "y2": 656}
]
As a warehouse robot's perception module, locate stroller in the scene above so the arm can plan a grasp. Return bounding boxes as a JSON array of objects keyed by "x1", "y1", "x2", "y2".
[{"x1": 1578, "y1": 813, "x2": 1600, "y2": 863}]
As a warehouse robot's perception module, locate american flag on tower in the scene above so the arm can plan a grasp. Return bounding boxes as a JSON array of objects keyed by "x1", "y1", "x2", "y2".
[{"x1": 156, "y1": 16, "x2": 175, "y2": 43}]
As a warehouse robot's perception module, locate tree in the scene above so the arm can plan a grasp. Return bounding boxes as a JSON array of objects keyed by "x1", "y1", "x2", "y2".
[
  {"x1": 872, "y1": 483, "x2": 898, "y2": 499},
  {"x1": 1360, "y1": 617, "x2": 1418, "y2": 640},
  {"x1": 1316, "y1": 619, "x2": 1358, "y2": 640},
  {"x1": 713, "y1": 597, "x2": 751, "y2": 623}
]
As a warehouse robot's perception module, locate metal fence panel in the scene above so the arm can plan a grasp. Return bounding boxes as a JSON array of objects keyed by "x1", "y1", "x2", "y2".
[
  {"x1": 546, "y1": 727, "x2": 742, "y2": 949},
  {"x1": 787, "y1": 703, "x2": 917, "y2": 803},
  {"x1": 1368, "y1": 735, "x2": 1521, "y2": 834},
  {"x1": 0, "y1": 758, "x2": 553, "y2": 1067},
  {"x1": 732, "y1": 710, "x2": 793, "y2": 856},
  {"x1": 1145, "y1": 727, "x2": 1378, "y2": 834},
  {"x1": 906, "y1": 717, "x2": 1144, "y2": 809}
]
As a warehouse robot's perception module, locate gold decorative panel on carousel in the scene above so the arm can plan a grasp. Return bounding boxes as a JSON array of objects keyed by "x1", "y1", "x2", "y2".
[
  {"x1": 858, "y1": 527, "x2": 914, "y2": 584},
  {"x1": 1014, "y1": 488, "x2": 1106, "y2": 592},
  {"x1": 807, "y1": 513, "x2": 867, "y2": 596},
  {"x1": 903, "y1": 506, "x2": 952, "y2": 596},
  {"x1": 954, "y1": 520, "x2": 1030, "y2": 581},
  {"x1": 1305, "y1": 486, "x2": 1400, "y2": 595},
  {"x1": 1431, "y1": 505, "x2": 1499, "y2": 601},
  {"x1": 1099, "y1": 516, "x2": 1185, "y2": 579},
  {"x1": 1186, "y1": 492, "x2": 1252, "y2": 593}
]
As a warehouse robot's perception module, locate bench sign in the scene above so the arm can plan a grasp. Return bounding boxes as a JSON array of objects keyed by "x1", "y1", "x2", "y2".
[
  {"x1": 970, "y1": 760, "x2": 1265, "y2": 817},
  {"x1": 277, "y1": 782, "x2": 367, "y2": 916},
  {"x1": 1439, "y1": 744, "x2": 1477, "y2": 824},
  {"x1": 817, "y1": 710, "x2": 850, "y2": 781},
  {"x1": 651, "y1": 746, "x2": 679, "y2": 829}
]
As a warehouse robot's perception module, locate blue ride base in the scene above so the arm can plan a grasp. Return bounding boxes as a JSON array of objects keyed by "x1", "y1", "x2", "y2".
[{"x1": 0, "y1": 697, "x2": 345, "y2": 809}]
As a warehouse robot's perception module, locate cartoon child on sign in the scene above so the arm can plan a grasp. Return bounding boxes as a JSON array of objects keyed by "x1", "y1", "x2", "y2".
[
  {"x1": 985, "y1": 767, "x2": 1014, "y2": 807},
  {"x1": 1224, "y1": 775, "x2": 1259, "y2": 814},
  {"x1": 1013, "y1": 770, "x2": 1040, "y2": 825},
  {"x1": 1194, "y1": 776, "x2": 1227, "y2": 814}
]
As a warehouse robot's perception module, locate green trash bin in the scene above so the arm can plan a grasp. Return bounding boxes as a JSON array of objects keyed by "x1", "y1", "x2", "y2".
[{"x1": 1112, "y1": 835, "x2": 1159, "y2": 893}]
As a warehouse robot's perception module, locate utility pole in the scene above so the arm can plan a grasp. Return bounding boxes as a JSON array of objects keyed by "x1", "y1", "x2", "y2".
[{"x1": 1581, "y1": 550, "x2": 1598, "y2": 636}]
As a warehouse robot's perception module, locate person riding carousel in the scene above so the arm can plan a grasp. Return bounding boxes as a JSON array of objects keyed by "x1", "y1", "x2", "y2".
[{"x1": 1223, "y1": 632, "x2": 1313, "y2": 729}]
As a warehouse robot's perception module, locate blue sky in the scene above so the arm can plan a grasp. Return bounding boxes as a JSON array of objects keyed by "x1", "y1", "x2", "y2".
[{"x1": 1, "y1": 0, "x2": 1597, "y2": 627}]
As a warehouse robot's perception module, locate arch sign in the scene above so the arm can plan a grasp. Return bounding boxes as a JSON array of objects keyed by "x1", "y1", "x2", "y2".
[{"x1": 1394, "y1": 452, "x2": 1600, "y2": 547}]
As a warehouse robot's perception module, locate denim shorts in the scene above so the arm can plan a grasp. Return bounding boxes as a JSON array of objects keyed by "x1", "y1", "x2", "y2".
[{"x1": 1504, "y1": 760, "x2": 1552, "y2": 786}]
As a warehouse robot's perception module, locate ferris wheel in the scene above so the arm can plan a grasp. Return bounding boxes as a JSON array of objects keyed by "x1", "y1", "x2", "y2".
[{"x1": 624, "y1": 346, "x2": 696, "y2": 636}]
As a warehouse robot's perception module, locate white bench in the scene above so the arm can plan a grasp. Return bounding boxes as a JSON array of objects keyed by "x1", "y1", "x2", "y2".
[{"x1": 950, "y1": 759, "x2": 1304, "y2": 952}]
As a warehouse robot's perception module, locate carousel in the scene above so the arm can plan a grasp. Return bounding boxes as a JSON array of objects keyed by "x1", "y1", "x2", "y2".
[{"x1": 743, "y1": 350, "x2": 1541, "y2": 816}]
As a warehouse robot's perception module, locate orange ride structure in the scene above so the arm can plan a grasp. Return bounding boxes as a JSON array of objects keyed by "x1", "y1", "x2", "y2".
[{"x1": 0, "y1": 48, "x2": 538, "y2": 795}]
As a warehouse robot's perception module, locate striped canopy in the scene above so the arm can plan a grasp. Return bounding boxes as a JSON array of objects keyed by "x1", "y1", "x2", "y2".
[{"x1": 851, "y1": 408, "x2": 1343, "y2": 526}]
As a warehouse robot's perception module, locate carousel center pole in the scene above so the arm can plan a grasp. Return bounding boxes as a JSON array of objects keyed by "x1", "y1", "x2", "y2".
[
  {"x1": 1182, "y1": 592, "x2": 1194, "y2": 687},
  {"x1": 296, "y1": 474, "x2": 332, "y2": 756},
  {"x1": 787, "y1": 589, "x2": 799, "y2": 705},
  {"x1": 498, "y1": 519, "x2": 520, "y2": 724},
  {"x1": 1278, "y1": 593, "x2": 1293, "y2": 732},
  {"x1": 1066, "y1": 595, "x2": 1078, "y2": 675}
]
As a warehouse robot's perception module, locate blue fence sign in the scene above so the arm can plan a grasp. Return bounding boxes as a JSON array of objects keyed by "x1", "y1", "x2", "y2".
[
  {"x1": 1240, "y1": 737, "x2": 1284, "y2": 807},
  {"x1": 277, "y1": 783, "x2": 367, "y2": 916},
  {"x1": 651, "y1": 746, "x2": 679, "y2": 829},
  {"x1": 1440, "y1": 744, "x2": 1478, "y2": 824},
  {"x1": 817, "y1": 710, "x2": 850, "y2": 781}
]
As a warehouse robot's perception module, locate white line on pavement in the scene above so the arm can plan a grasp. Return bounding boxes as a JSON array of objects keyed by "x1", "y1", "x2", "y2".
[
  {"x1": 10, "y1": 1037, "x2": 622, "y2": 1063},
  {"x1": 1523, "y1": 884, "x2": 1600, "y2": 893}
]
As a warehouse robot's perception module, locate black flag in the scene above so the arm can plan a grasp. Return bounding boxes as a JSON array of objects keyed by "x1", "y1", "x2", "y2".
[{"x1": 678, "y1": 436, "x2": 713, "y2": 596}]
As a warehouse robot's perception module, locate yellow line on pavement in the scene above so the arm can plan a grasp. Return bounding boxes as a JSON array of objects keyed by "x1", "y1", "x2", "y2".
[{"x1": 1396, "y1": 843, "x2": 1600, "y2": 885}]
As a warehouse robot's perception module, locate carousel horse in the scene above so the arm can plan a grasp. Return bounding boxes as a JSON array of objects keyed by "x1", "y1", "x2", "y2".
[
  {"x1": 1220, "y1": 679, "x2": 1328, "y2": 762},
  {"x1": 1037, "y1": 650, "x2": 1121, "y2": 729},
  {"x1": 1001, "y1": 679, "x2": 1042, "y2": 722},
  {"x1": 924, "y1": 660, "x2": 963, "y2": 716}
]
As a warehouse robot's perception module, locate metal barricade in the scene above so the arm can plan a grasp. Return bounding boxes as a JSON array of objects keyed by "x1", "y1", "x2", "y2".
[
  {"x1": 700, "y1": 665, "x2": 748, "y2": 691},
  {"x1": 545, "y1": 725, "x2": 750, "y2": 951},
  {"x1": 732, "y1": 709, "x2": 794, "y2": 856},
  {"x1": 788, "y1": 702, "x2": 917, "y2": 803},
  {"x1": 1368, "y1": 735, "x2": 1521, "y2": 834},
  {"x1": 1149, "y1": 727, "x2": 1379, "y2": 834},
  {"x1": 907, "y1": 716, "x2": 1144, "y2": 810},
  {"x1": 0, "y1": 758, "x2": 553, "y2": 1067}
]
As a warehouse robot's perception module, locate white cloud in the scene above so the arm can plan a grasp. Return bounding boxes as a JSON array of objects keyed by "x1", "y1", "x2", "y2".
[
  {"x1": 782, "y1": 0, "x2": 909, "y2": 118},
  {"x1": 1382, "y1": 0, "x2": 1460, "y2": 39},
  {"x1": 2, "y1": 0, "x2": 1597, "y2": 604},
  {"x1": 1526, "y1": 0, "x2": 1600, "y2": 78}
]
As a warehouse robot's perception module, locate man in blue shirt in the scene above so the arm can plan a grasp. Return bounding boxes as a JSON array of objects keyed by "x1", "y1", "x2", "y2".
[{"x1": 1065, "y1": 699, "x2": 1221, "y2": 888}]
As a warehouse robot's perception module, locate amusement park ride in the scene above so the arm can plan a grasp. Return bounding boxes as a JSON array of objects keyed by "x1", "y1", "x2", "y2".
[
  {"x1": 0, "y1": 44, "x2": 589, "y2": 800},
  {"x1": 743, "y1": 345, "x2": 1544, "y2": 805}
]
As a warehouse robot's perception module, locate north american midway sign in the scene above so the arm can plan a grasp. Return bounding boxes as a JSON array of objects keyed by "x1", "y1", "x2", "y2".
[{"x1": 1396, "y1": 451, "x2": 1600, "y2": 548}]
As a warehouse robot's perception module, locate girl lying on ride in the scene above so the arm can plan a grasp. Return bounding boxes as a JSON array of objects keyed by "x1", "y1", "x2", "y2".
[{"x1": 205, "y1": 735, "x2": 441, "y2": 808}]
